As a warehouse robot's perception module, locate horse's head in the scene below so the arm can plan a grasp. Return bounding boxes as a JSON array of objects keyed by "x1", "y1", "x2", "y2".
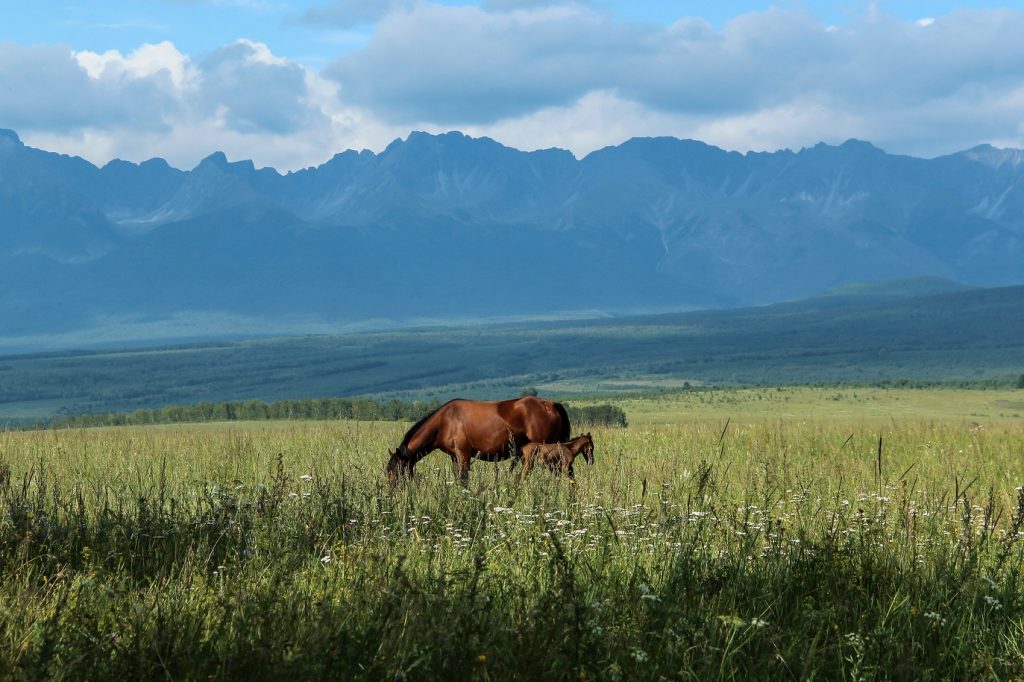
[
  {"x1": 386, "y1": 446, "x2": 413, "y2": 484},
  {"x1": 580, "y1": 433, "x2": 595, "y2": 465}
]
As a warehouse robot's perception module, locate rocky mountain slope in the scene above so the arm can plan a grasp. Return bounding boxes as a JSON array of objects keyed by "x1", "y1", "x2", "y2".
[{"x1": 1, "y1": 128, "x2": 1021, "y2": 346}]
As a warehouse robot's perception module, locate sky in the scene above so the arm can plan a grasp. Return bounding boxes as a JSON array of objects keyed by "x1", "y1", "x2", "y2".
[{"x1": 1, "y1": 1, "x2": 1023, "y2": 170}]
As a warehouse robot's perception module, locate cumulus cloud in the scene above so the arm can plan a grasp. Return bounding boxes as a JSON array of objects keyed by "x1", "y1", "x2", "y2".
[
  {"x1": 2, "y1": 4, "x2": 1024, "y2": 170},
  {"x1": 457, "y1": 90, "x2": 695, "y2": 156},
  {"x1": 2, "y1": 39, "x2": 333, "y2": 140},
  {"x1": 197, "y1": 40, "x2": 325, "y2": 134},
  {"x1": 0, "y1": 42, "x2": 181, "y2": 132},
  {"x1": 323, "y1": 4, "x2": 1024, "y2": 155},
  {"x1": 1, "y1": 38, "x2": 379, "y2": 170},
  {"x1": 326, "y1": 3, "x2": 630, "y2": 124},
  {"x1": 75, "y1": 41, "x2": 193, "y2": 89}
]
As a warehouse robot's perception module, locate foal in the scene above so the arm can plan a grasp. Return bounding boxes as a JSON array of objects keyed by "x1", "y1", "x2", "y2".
[{"x1": 516, "y1": 433, "x2": 595, "y2": 479}]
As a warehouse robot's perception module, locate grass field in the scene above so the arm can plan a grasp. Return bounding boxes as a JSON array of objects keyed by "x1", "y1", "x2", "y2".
[
  {"x1": 611, "y1": 386, "x2": 1024, "y2": 426},
  {"x1": 2, "y1": 389, "x2": 1024, "y2": 678}
]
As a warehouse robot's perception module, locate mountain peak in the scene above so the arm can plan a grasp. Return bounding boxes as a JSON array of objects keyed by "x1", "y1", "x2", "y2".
[
  {"x1": 839, "y1": 138, "x2": 882, "y2": 152},
  {"x1": 191, "y1": 151, "x2": 264, "y2": 176},
  {"x1": 385, "y1": 130, "x2": 509, "y2": 153},
  {"x1": 409, "y1": 130, "x2": 464, "y2": 143},
  {"x1": 197, "y1": 151, "x2": 229, "y2": 169},
  {"x1": 613, "y1": 136, "x2": 725, "y2": 156},
  {"x1": 805, "y1": 139, "x2": 884, "y2": 155},
  {"x1": 960, "y1": 144, "x2": 1024, "y2": 168},
  {"x1": 140, "y1": 157, "x2": 173, "y2": 171},
  {"x1": 101, "y1": 158, "x2": 136, "y2": 171},
  {"x1": 0, "y1": 129, "x2": 22, "y2": 145}
]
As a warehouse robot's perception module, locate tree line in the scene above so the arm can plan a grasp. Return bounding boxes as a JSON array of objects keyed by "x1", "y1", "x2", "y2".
[{"x1": 46, "y1": 397, "x2": 627, "y2": 430}]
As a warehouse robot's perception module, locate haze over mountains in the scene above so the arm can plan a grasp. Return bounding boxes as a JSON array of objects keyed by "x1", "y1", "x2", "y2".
[{"x1": 1, "y1": 128, "x2": 1022, "y2": 350}]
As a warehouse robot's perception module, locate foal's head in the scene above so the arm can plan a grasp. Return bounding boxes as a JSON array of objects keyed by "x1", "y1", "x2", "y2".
[{"x1": 576, "y1": 433, "x2": 595, "y2": 465}]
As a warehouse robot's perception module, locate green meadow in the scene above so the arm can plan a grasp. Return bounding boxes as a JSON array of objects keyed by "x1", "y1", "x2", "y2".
[
  {"x1": 612, "y1": 386, "x2": 1024, "y2": 425},
  {"x1": 2, "y1": 388, "x2": 1024, "y2": 679}
]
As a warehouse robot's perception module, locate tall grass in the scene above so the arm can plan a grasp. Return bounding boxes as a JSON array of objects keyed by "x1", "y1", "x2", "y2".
[{"x1": 2, "y1": 419, "x2": 1024, "y2": 679}]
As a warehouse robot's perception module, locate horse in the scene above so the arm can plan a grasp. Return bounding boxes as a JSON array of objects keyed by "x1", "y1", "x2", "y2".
[
  {"x1": 386, "y1": 397, "x2": 571, "y2": 483},
  {"x1": 514, "y1": 433, "x2": 594, "y2": 480}
]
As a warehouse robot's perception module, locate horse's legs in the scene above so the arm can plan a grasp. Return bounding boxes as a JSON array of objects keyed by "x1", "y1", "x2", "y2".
[{"x1": 453, "y1": 449, "x2": 471, "y2": 484}]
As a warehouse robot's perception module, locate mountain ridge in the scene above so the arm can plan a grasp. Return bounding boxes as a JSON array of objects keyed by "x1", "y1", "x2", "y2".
[{"x1": 1, "y1": 128, "x2": 1022, "y2": 348}]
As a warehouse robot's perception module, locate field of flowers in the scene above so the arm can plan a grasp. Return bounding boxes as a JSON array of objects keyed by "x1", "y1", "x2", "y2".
[{"x1": 2, "y1": 398, "x2": 1024, "y2": 679}]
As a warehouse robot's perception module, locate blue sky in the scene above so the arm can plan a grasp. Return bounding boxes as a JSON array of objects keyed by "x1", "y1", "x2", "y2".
[
  {"x1": 2, "y1": 1, "x2": 1022, "y2": 169},
  {"x1": 5, "y1": 2, "x2": 1004, "y2": 65}
]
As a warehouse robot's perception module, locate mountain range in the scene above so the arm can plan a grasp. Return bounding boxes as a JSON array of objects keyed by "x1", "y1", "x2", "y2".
[{"x1": 1, "y1": 128, "x2": 1022, "y2": 350}]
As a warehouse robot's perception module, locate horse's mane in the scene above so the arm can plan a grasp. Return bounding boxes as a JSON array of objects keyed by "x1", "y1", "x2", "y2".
[{"x1": 398, "y1": 399, "x2": 457, "y2": 453}]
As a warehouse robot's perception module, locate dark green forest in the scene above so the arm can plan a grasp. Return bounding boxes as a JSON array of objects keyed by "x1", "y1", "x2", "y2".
[
  {"x1": 1, "y1": 284, "x2": 1022, "y2": 425},
  {"x1": 42, "y1": 398, "x2": 627, "y2": 431}
]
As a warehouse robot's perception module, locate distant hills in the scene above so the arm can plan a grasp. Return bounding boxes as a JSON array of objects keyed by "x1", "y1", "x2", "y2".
[
  {"x1": 2, "y1": 282, "x2": 1022, "y2": 422},
  {"x1": 1, "y1": 128, "x2": 1023, "y2": 350}
]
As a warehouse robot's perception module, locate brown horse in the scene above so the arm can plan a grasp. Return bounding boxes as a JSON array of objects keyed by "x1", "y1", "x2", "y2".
[
  {"x1": 386, "y1": 397, "x2": 570, "y2": 483},
  {"x1": 515, "y1": 433, "x2": 594, "y2": 479}
]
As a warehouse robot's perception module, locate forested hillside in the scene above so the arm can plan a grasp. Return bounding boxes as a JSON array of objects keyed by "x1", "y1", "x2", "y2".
[{"x1": 2, "y1": 283, "x2": 1022, "y2": 424}]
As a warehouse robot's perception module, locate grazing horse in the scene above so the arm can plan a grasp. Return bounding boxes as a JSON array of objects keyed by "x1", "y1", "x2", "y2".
[
  {"x1": 386, "y1": 397, "x2": 571, "y2": 483},
  {"x1": 515, "y1": 433, "x2": 594, "y2": 479}
]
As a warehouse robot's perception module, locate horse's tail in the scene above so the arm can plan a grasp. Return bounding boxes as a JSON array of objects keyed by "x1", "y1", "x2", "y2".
[{"x1": 553, "y1": 401, "x2": 571, "y2": 441}]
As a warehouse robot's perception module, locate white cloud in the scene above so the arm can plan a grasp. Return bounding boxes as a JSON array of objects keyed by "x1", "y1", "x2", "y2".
[
  {"x1": 0, "y1": 41, "x2": 179, "y2": 133},
  {"x1": 326, "y1": 2, "x2": 631, "y2": 124},
  {"x1": 323, "y1": 4, "x2": 1024, "y2": 155},
  {"x1": 3, "y1": 5, "x2": 1024, "y2": 171},
  {"x1": 457, "y1": 90, "x2": 690, "y2": 156},
  {"x1": 453, "y1": 91, "x2": 863, "y2": 159},
  {"x1": 75, "y1": 41, "x2": 194, "y2": 89},
  {"x1": 2, "y1": 38, "x2": 402, "y2": 170},
  {"x1": 197, "y1": 40, "x2": 327, "y2": 134}
]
